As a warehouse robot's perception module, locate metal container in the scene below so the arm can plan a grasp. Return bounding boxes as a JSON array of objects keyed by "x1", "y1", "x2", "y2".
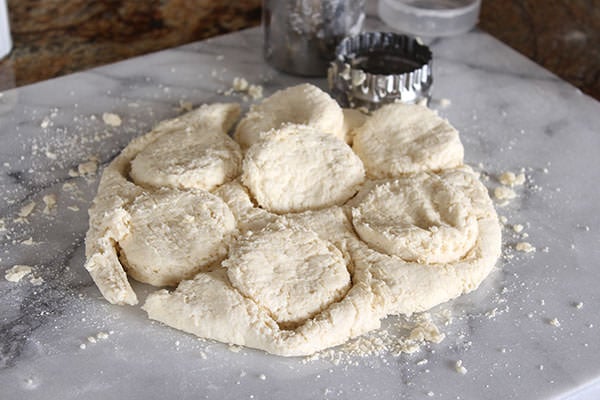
[{"x1": 263, "y1": 0, "x2": 365, "y2": 77}]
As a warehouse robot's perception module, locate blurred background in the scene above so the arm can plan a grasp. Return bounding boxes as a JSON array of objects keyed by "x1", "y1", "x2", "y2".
[{"x1": 0, "y1": 0, "x2": 597, "y2": 100}]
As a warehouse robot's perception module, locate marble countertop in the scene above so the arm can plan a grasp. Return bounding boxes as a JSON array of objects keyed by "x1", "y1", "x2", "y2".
[
  {"x1": 0, "y1": 0, "x2": 598, "y2": 101},
  {"x1": 1, "y1": 15, "x2": 600, "y2": 400}
]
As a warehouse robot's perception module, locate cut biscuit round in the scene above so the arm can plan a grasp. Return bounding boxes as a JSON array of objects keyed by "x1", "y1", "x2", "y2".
[
  {"x1": 234, "y1": 83, "x2": 345, "y2": 149},
  {"x1": 130, "y1": 128, "x2": 242, "y2": 191},
  {"x1": 348, "y1": 167, "x2": 502, "y2": 316},
  {"x1": 242, "y1": 124, "x2": 365, "y2": 213},
  {"x1": 353, "y1": 103, "x2": 464, "y2": 178},
  {"x1": 351, "y1": 172, "x2": 479, "y2": 264},
  {"x1": 119, "y1": 188, "x2": 236, "y2": 287},
  {"x1": 224, "y1": 224, "x2": 351, "y2": 329}
]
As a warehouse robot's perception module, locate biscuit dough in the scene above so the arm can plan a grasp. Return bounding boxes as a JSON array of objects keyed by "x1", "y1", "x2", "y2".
[
  {"x1": 224, "y1": 224, "x2": 350, "y2": 329},
  {"x1": 353, "y1": 103, "x2": 464, "y2": 178},
  {"x1": 242, "y1": 124, "x2": 365, "y2": 213},
  {"x1": 351, "y1": 172, "x2": 479, "y2": 264},
  {"x1": 85, "y1": 103, "x2": 240, "y2": 305},
  {"x1": 119, "y1": 188, "x2": 236, "y2": 287},
  {"x1": 234, "y1": 84, "x2": 345, "y2": 149},
  {"x1": 86, "y1": 93, "x2": 501, "y2": 357},
  {"x1": 348, "y1": 168, "x2": 501, "y2": 316},
  {"x1": 143, "y1": 222, "x2": 387, "y2": 357},
  {"x1": 130, "y1": 104, "x2": 242, "y2": 191}
]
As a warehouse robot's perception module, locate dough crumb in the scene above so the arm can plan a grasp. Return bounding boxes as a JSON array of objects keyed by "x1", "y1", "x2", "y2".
[
  {"x1": 42, "y1": 194, "x2": 57, "y2": 214},
  {"x1": 455, "y1": 360, "x2": 468, "y2": 375},
  {"x1": 515, "y1": 242, "x2": 536, "y2": 253},
  {"x1": 512, "y1": 224, "x2": 524, "y2": 233},
  {"x1": 248, "y1": 84, "x2": 263, "y2": 100},
  {"x1": 102, "y1": 112, "x2": 122, "y2": 127},
  {"x1": 18, "y1": 202, "x2": 36, "y2": 218},
  {"x1": 548, "y1": 318, "x2": 560, "y2": 327},
  {"x1": 21, "y1": 237, "x2": 34, "y2": 245},
  {"x1": 29, "y1": 276, "x2": 44, "y2": 286},
  {"x1": 178, "y1": 100, "x2": 193, "y2": 112},
  {"x1": 5, "y1": 265, "x2": 33, "y2": 282},
  {"x1": 87, "y1": 336, "x2": 97, "y2": 344},
  {"x1": 228, "y1": 345, "x2": 242, "y2": 353},
  {"x1": 78, "y1": 160, "x2": 98, "y2": 176},
  {"x1": 494, "y1": 186, "x2": 516, "y2": 201},
  {"x1": 79, "y1": 343, "x2": 87, "y2": 350},
  {"x1": 232, "y1": 77, "x2": 249, "y2": 92},
  {"x1": 97, "y1": 332, "x2": 109, "y2": 340},
  {"x1": 499, "y1": 171, "x2": 526, "y2": 187},
  {"x1": 258, "y1": 374, "x2": 266, "y2": 381},
  {"x1": 575, "y1": 302, "x2": 584, "y2": 309}
]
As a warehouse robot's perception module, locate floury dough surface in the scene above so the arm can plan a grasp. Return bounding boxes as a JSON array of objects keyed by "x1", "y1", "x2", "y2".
[
  {"x1": 118, "y1": 188, "x2": 236, "y2": 287},
  {"x1": 130, "y1": 103, "x2": 242, "y2": 191},
  {"x1": 85, "y1": 83, "x2": 501, "y2": 356},
  {"x1": 234, "y1": 83, "x2": 345, "y2": 149},
  {"x1": 353, "y1": 103, "x2": 464, "y2": 178},
  {"x1": 84, "y1": 103, "x2": 241, "y2": 305},
  {"x1": 242, "y1": 124, "x2": 365, "y2": 213}
]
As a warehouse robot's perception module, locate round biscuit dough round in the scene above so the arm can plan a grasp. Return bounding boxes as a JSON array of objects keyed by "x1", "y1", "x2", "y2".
[
  {"x1": 234, "y1": 83, "x2": 345, "y2": 149},
  {"x1": 351, "y1": 172, "x2": 479, "y2": 264},
  {"x1": 353, "y1": 103, "x2": 464, "y2": 178},
  {"x1": 130, "y1": 129, "x2": 242, "y2": 191},
  {"x1": 242, "y1": 124, "x2": 365, "y2": 213},
  {"x1": 224, "y1": 226, "x2": 351, "y2": 329},
  {"x1": 348, "y1": 167, "x2": 502, "y2": 316},
  {"x1": 119, "y1": 188, "x2": 236, "y2": 287}
]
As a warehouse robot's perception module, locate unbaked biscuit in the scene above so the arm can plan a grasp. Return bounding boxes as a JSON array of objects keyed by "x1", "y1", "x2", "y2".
[
  {"x1": 234, "y1": 83, "x2": 345, "y2": 149},
  {"x1": 242, "y1": 124, "x2": 365, "y2": 213},
  {"x1": 119, "y1": 188, "x2": 236, "y2": 287},
  {"x1": 353, "y1": 103, "x2": 464, "y2": 178}
]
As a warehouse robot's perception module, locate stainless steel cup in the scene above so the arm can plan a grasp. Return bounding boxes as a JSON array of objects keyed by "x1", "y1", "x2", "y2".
[{"x1": 263, "y1": 0, "x2": 365, "y2": 77}]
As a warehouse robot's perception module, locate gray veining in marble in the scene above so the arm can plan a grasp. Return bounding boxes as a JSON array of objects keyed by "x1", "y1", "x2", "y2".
[{"x1": 1, "y1": 14, "x2": 600, "y2": 400}]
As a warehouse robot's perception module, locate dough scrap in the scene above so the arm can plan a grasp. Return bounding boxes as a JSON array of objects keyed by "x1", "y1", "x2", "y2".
[
  {"x1": 85, "y1": 103, "x2": 240, "y2": 305},
  {"x1": 242, "y1": 124, "x2": 365, "y2": 213},
  {"x1": 351, "y1": 172, "x2": 479, "y2": 264},
  {"x1": 234, "y1": 84, "x2": 345, "y2": 149},
  {"x1": 353, "y1": 103, "x2": 464, "y2": 178},
  {"x1": 119, "y1": 188, "x2": 236, "y2": 287},
  {"x1": 224, "y1": 223, "x2": 350, "y2": 329},
  {"x1": 130, "y1": 103, "x2": 241, "y2": 191}
]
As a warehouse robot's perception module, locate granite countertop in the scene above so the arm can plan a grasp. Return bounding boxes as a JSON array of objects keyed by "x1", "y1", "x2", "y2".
[{"x1": 0, "y1": 0, "x2": 599, "y2": 101}]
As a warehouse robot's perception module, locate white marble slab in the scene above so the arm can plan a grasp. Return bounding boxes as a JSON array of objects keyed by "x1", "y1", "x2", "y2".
[{"x1": 1, "y1": 14, "x2": 600, "y2": 400}]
